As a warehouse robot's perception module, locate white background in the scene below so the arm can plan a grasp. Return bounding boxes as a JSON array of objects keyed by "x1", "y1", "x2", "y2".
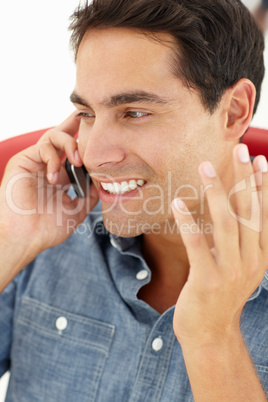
[
  {"x1": 0, "y1": 0, "x2": 267, "y2": 400},
  {"x1": 0, "y1": 0, "x2": 267, "y2": 144},
  {"x1": 0, "y1": 0, "x2": 79, "y2": 141}
]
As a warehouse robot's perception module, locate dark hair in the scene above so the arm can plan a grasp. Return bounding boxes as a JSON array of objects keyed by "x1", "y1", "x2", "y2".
[{"x1": 69, "y1": 0, "x2": 265, "y2": 114}]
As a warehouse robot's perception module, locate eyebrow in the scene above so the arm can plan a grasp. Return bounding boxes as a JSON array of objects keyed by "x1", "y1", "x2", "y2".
[{"x1": 70, "y1": 90, "x2": 170, "y2": 108}]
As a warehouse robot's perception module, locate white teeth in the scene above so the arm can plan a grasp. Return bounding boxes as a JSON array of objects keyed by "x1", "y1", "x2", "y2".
[
  {"x1": 129, "y1": 180, "x2": 137, "y2": 190},
  {"x1": 101, "y1": 182, "x2": 109, "y2": 191},
  {"x1": 100, "y1": 179, "x2": 145, "y2": 195},
  {"x1": 107, "y1": 183, "x2": 114, "y2": 193},
  {"x1": 121, "y1": 181, "x2": 129, "y2": 192},
  {"x1": 114, "y1": 183, "x2": 121, "y2": 195}
]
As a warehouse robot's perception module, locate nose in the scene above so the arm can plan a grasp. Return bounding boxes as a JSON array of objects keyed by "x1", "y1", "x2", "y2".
[{"x1": 78, "y1": 119, "x2": 127, "y2": 172}]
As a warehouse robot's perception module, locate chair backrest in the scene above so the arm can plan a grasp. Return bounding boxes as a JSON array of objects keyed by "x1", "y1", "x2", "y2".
[
  {"x1": 0, "y1": 126, "x2": 268, "y2": 183},
  {"x1": 241, "y1": 127, "x2": 268, "y2": 157}
]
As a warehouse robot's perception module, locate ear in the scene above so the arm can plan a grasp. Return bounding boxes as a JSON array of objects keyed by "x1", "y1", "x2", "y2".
[{"x1": 223, "y1": 79, "x2": 256, "y2": 141}]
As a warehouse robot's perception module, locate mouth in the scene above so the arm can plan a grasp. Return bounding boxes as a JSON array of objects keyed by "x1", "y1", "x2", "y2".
[
  {"x1": 100, "y1": 179, "x2": 146, "y2": 195},
  {"x1": 90, "y1": 172, "x2": 147, "y2": 204}
]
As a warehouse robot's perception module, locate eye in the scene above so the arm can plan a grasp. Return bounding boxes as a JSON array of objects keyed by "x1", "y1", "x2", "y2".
[
  {"x1": 76, "y1": 111, "x2": 95, "y2": 120},
  {"x1": 125, "y1": 111, "x2": 150, "y2": 119}
]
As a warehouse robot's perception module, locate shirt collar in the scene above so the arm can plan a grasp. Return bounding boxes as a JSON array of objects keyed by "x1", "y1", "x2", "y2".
[
  {"x1": 247, "y1": 270, "x2": 268, "y2": 302},
  {"x1": 91, "y1": 209, "x2": 268, "y2": 302},
  {"x1": 109, "y1": 233, "x2": 138, "y2": 252},
  {"x1": 110, "y1": 231, "x2": 268, "y2": 303}
]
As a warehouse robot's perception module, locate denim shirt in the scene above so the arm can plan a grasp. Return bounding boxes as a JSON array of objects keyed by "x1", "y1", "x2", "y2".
[{"x1": 0, "y1": 211, "x2": 267, "y2": 401}]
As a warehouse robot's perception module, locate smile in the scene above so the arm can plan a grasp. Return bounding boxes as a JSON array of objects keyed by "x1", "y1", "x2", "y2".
[{"x1": 100, "y1": 179, "x2": 145, "y2": 195}]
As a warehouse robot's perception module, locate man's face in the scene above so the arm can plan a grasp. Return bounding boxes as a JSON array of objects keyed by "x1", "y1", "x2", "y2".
[{"x1": 73, "y1": 28, "x2": 228, "y2": 237}]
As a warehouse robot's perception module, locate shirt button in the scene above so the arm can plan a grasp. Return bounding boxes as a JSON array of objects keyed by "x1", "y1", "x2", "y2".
[
  {"x1": 152, "y1": 337, "x2": 164, "y2": 352},
  {"x1": 136, "y1": 269, "x2": 149, "y2": 281},
  {"x1": 55, "y1": 316, "x2": 68, "y2": 331}
]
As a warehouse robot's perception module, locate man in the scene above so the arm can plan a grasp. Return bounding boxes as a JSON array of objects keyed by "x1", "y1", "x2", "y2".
[{"x1": 0, "y1": 0, "x2": 267, "y2": 400}]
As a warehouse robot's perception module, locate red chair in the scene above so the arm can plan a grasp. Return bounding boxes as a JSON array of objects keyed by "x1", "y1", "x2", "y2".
[
  {"x1": 0, "y1": 126, "x2": 268, "y2": 183},
  {"x1": 241, "y1": 127, "x2": 268, "y2": 158}
]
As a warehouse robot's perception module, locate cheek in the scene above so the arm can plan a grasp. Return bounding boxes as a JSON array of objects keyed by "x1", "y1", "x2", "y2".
[{"x1": 156, "y1": 136, "x2": 203, "y2": 191}]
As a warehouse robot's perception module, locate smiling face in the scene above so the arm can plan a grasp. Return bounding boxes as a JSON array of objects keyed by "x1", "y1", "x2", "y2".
[{"x1": 72, "y1": 27, "x2": 232, "y2": 237}]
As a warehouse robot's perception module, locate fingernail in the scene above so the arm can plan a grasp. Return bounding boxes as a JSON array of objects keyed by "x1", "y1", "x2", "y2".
[
  {"x1": 202, "y1": 162, "x2": 217, "y2": 178},
  {"x1": 238, "y1": 144, "x2": 250, "y2": 163},
  {"x1": 47, "y1": 172, "x2": 58, "y2": 182},
  {"x1": 173, "y1": 198, "x2": 186, "y2": 211},
  {"x1": 257, "y1": 156, "x2": 268, "y2": 173}
]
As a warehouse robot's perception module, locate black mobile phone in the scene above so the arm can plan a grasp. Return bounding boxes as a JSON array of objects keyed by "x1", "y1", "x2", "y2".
[{"x1": 65, "y1": 158, "x2": 92, "y2": 198}]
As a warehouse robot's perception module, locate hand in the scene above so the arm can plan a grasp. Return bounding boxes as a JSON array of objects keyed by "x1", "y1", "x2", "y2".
[
  {"x1": 172, "y1": 143, "x2": 268, "y2": 349},
  {"x1": 0, "y1": 113, "x2": 99, "y2": 265}
]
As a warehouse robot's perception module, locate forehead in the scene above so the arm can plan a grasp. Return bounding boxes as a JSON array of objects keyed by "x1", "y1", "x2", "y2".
[
  {"x1": 76, "y1": 28, "x2": 179, "y2": 93},
  {"x1": 77, "y1": 27, "x2": 176, "y2": 63},
  {"x1": 74, "y1": 27, "x2": 205, "y2": 113}
]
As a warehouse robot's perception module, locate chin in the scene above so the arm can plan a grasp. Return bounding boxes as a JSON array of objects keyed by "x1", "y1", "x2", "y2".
[{"x1": 102, "y1": 216, "x2": 144, "y2": 238}]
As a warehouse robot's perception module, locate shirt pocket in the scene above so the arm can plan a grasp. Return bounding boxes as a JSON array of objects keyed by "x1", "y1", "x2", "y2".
[{"x1": 10, "y1": 297, "x2": 115, "y2": 402}]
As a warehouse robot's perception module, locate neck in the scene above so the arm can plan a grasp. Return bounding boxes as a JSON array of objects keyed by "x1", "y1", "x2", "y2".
[{"x1": 139, "y1": 204, "x2": 215, "y2": 313}]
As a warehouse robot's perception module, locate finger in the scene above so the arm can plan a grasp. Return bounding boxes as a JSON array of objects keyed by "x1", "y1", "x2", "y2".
[
  {"x1": 37, "y1": 112, "x2": 82, "y2": 164},
  {"x1": 21, "y1": 138, "x2": 80, "y2": 184},
  {"x1": 56, "y1": 111, "x2": 81, "y2": 136},
  {"x1": 252, "y1": 155, "x2": 268, "y2": 252},
  {"x1": 41, "y1": 132, "x2": 82, "y2": 166},
  {"x1": 231, "y1": 144, "x2": 261, "y2": 255},
  {"x1": 198, "y1": 161, "x2": 239, "y2": 262},
  {"x1": 39, "y1": 111, "x2": 80, "y2": 142},
  {"x1": 172, "y1": 198, "x2": 215, "y2": 279},
  {"x1": 38, "y1": 142, "x2": 62, "y2": 183}
]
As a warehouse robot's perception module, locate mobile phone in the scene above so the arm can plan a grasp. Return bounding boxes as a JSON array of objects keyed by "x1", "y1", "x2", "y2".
[{"x1": 65, "y1": 158, "x2": 92, "y2": 198}]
